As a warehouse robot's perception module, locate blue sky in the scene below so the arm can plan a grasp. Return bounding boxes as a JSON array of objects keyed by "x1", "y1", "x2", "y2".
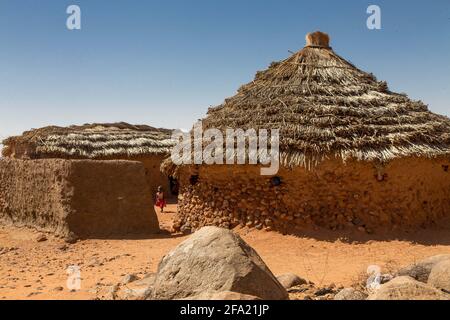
[{"x1": 0, "y1": 0, "x2": 449, "y2": 141}]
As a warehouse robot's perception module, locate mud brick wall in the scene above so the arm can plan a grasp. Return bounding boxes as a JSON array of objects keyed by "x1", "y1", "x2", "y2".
[
  {"x1": 4, "y1": 145, "x2": 173, "y2": 201},
  {"x1": 0, "y1": 159, "x2": 159, "y2": 238},
  {"x1": 118, "y1": 155, "x2": 172, "y2": 197},
  {"x1": 174, "y1": 157, "x2": 450, "y2": 234}
]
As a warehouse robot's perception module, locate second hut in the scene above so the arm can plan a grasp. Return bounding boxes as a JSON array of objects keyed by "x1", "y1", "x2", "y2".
[{"x1": 2, "y1": 122, "x2": 176, "y2": 195}]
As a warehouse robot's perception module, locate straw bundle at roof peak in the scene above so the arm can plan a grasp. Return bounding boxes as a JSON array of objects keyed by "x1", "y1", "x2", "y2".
[
  {"x1": 2, "y1": 122, "x2": 175, "y2": 159},
  {"x1": 201, "y1": 31, "x2": 450, "y2": 167},
  {"x1": 305, "y1": 31, "x2": 330, "y2": 48}
]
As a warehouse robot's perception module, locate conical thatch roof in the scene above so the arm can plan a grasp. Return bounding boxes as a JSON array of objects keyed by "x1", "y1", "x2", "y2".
[
  {"x1": 200, "y1": 31, "x2": 450, "y2": 167},
  {"x1": 2, "y1": 122, "x2": 175, "y2": 159}
]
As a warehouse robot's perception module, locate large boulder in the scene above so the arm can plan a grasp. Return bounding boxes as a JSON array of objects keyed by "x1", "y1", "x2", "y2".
[
  {"x1": 396, "y1": 254, "x2": 450, "y2": 282},
  {"x1": 428, "y1": 260, "x2": 450, "y2": 292},
  {"x1": 149, "y1": 226, "x2": 288, "y2": 300},
  {"x1": 334, "y1": 288, "x2": 367, "y2": 300},
  {"x1": 368, "y1": 276, "x2": 450, "y2": 300}
]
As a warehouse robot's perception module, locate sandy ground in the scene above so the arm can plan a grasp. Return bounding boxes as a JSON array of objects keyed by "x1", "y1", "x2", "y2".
[{"x1": 1, "y1": 203, "x2": 450, "y2": 300}]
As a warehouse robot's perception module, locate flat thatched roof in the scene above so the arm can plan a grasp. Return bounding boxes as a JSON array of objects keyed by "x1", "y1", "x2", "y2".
[
  {"x1": 2, "y1": 122, "x2": 175, "y2": 159},
  {"x1": 200, "y1": 31, "x2": 450, "y2": 167}
]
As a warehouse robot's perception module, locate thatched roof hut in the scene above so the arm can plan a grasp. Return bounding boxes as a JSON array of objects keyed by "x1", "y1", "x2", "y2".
[
  {"x1": 199, "y1": 31, "x2": 450, "y2": 168},
  {"x1": 172, "y1": 31, "x2": 450, "y2": 234},
  {"x1": 2, "y1": 122, "x2": 174, "y2": 159},
  {"x1": 2, "y1": 122, "x2": 176, "y2": 196}
]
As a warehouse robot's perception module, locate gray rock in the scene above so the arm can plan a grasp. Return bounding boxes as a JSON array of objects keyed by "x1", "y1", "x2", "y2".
[
  {"x1": 133, "y1": 273, "x2": 156, "y2": 287},
  {"x1": 120, "y1": 287, "x2": 153, "y2": 300},
  {"x1": 121, "y1": 273, "x2": 139, "y2": 285},
  {"x1": 276, "y1": 273, "x2": 307, "y2": 289},
  {"x1": 35, "y1": 234, "x2": 47, "y2": 242},
  {"x1": 57, "y1": 244, "x2": 69, "y2": 251},
  {"x1": 149, "y1": 226, "x2": 288, "y2": 300},
  {"x1": 180, "y1": 291, "x2": 261, "y2": 300},
  {"x1": 368, "y1": 276, "x2": 450, "y2": 300},
  {"x1": 396, "y1": 254, "x2": 450, "y2": 282},
  {"x1": 334, "y1": 288, "x2": 367, "y2": 300},
  {"x1": 428, "y1": 259, "x2": 450, "y2": 293},
  {"x1": 110, "y1": 274, "x2": 156, "y2": 300},
  {"x1": 64, "y1": 232, "x2": 78, "y2": 244},
  {"x1": 180, "y1": 224, "x2": 192, "y2": 235},
  {"x1": 380, "y1": 273, "x2": 394, "y2": 284},
  {"x1": 86, "y1": 257, "x2": 103, "y2": 268}
]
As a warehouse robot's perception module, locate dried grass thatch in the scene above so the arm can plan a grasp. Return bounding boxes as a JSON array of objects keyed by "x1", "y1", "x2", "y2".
[
  {"x1": 198, "y1": 31, "x2": 450, "y2": 168},
  {"x1": 2, "y1": 122, "x2": 175, "y2": 159}
]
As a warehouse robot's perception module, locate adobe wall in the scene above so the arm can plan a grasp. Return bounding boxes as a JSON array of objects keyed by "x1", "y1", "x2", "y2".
[
  {"x1": 2, "y1": 147, "x2": 172, "y2": 199},
  {"x1": 0, "y1": 159, "x2": 159, "y2": 238},
  {"x1": 174, "y1": 156, "x2": 450, "y2": 234},
  {"x1": 126, "y1": 155, "x2": 172, "y2": 198},
  {"x1": 0, "y1": 159, "x2": 71, "y2": 236}
]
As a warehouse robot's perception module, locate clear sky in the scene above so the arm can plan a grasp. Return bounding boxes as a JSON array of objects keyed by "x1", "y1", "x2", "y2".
[{"x1": 0, "y1": 0, "x2": 449, "y2": 143}]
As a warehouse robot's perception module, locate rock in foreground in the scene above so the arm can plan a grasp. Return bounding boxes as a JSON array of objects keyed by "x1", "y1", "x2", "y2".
[
  {"x1": 368, "y1": 276, "x2": 449, "y2": 300},
  {"x1": 149, "y1": 226, "x2": 288, "y2": 300},
  {"x1": 396, "y1": 254, "x2": 450, "y2": 282},
  {"x1": 428, "y1": 260, "x2": 450, "y2": 293},
  {"x1": 276, "y1": 273, "x2": 307, "y2": 289},
  {"x1": 334, "y1": 288, "x2": 367, "y2": 300}
]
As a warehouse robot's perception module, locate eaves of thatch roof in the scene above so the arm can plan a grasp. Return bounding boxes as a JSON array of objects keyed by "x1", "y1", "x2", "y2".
[{"x1": 1, "y1": 122, "x2": 175, "y2": 159}]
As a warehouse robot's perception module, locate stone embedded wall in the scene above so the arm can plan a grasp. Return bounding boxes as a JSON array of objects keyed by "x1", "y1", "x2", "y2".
[
  {"x1": 0, "y1": 159, "x2": 159, "y2": 238},
  {"x1": 173, "y1": 156, "x2": 450, "y2": 234}
]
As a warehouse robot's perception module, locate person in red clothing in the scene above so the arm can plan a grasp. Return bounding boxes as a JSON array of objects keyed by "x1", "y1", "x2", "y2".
[{"x1": 155, "y1": 186, "x2": 166, "y2": 213}]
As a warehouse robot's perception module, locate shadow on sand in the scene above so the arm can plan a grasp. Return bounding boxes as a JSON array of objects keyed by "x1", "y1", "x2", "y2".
[
  {"x1": 78, "y1": 229, "x2": 186, "y2": 241},
  {"x1": 278, "y1": 216, "x2": 450, "y2": 246},
  {"x1": 81, "y1": 215, "x2": 450, "y2": 246}
]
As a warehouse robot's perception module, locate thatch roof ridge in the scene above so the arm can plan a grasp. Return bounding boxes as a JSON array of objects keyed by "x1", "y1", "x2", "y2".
[
  {"x1": 3, "y1": 122, "x2": 172, "y2": 142},
  {"x1": 199, "y1": 31, "x2": 450, "y2": 167},
  {"x1": 2, "y1": 122, "x2": 175, "y2": 159}
]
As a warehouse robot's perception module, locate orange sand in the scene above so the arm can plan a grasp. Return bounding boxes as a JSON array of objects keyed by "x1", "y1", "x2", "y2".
[{"x1": 1, "y1": 204, "x2": 449, "y2": 300}]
